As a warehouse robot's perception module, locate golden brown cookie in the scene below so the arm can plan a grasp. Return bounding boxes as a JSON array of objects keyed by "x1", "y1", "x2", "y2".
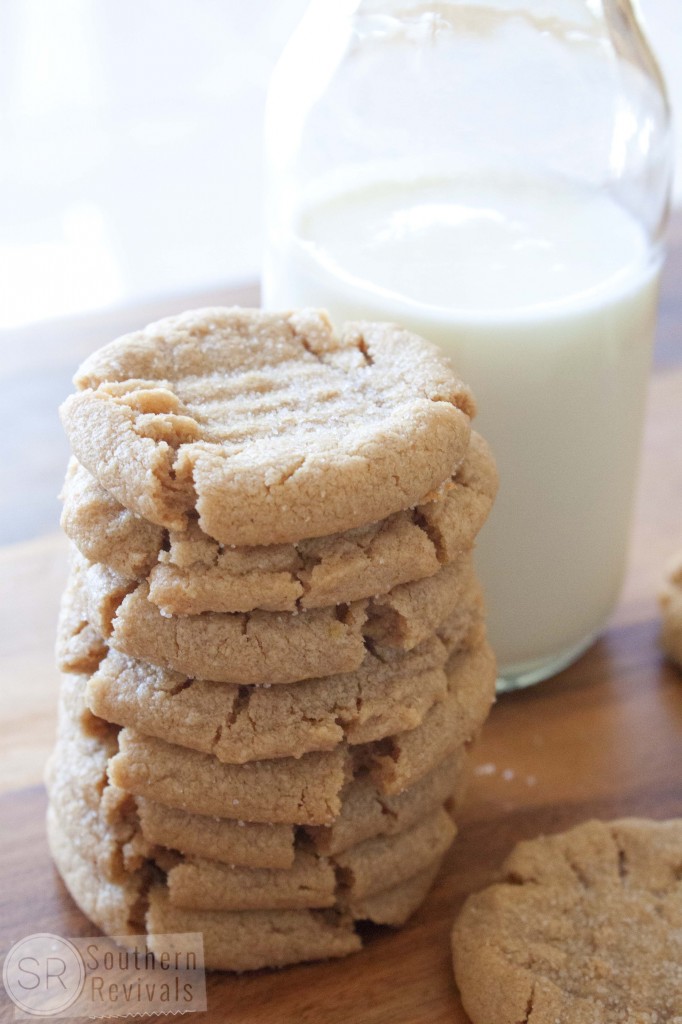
[
  {"x1": 75, "y1": 548, "x2": 475, "y2": 685},
  {"x1": 85, "y1": 611, "x2": 483, "y2": 762},
  {"x1": 47, "y1": 767, "x2": 148, "y2": 884},
  {"x1": 660, "y1": 551, "x2": 682, "y2": 668},
  {"x1": 60, "y1": 432, "x2": 497, "y2": 614},
  {"x1": 60, "y1": 458, "x2": 165, "y2": 579},
  {"x1": 332, "y1": 807, "x2": 454, "y2": 903},
  {"x1": 452, "y1": 818, "x2": 682, "y2": 1024},
  {"x1": 53, "y1": 671, "x2": 470, "y2": 870},
  {"x1": 305, "y1": 747, "x2": 468, "y2": 858},
  {"x1": 164, "y1": 808, "x2": 455, "y2": 912},
  {"x1": 138, "y1": 748, "x2": 468, "y2": 870},
  {"x1": 147, "y1": 886, "x2": 362, "y2": 971},
  {"x1": 164, "y1": 848, "x2": 337, "y2": 911},
  {"x1": 108, "y1": 642, "x2": 494, "y2": 824},
  {"x1": 46, "y1": 674, "x2": 151, "y2": 878},
  {"x1": 137, "y1": 798, "x2": 296, "y2": 870},
  {"x1": 366, "y1": 639, "x2": 496, "y2": 795},
  {"x1": 148, "y1": 856, "x2": 442, "y2": 970},
  {"x1": 48, "y1": 809, "x2": 363, "y2": 968},
  {"x1": 46, "y1": 729, "x2": 127, "y2": 883},
  {"x1": 49, "y1": 706, "x2": 297, "y2": 877},
  {"x1": 52, "y1": 795, "x2": 444, "y2": 969},
  {"x1": 109, "y1": 727, "x2": 351, "y2": 826},
  {"x1": 55, "y1": 564, "x2": 107, "y2": 676},
  {"x1": 47, "y1": 805, "x2": 149, "y2": 937},
  {"x1": 60, "y1": 308, "x2": 474, "y2": 546},
  {"x1": 48, "y1": 762, "x2": 450, "y2": 969},
  {"x1": 342, "y1": 858, "x2": 441, "y2": 926}
]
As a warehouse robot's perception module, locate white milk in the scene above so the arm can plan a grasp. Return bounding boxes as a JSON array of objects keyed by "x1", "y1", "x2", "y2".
[{"x1": 264, "y1": 176, "x2": 661, "y2": 684}]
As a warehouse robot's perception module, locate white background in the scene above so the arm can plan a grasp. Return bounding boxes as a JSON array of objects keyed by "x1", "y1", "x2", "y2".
[{"x1": 0, "y1": 0, "x2": 679, "y2": 331}]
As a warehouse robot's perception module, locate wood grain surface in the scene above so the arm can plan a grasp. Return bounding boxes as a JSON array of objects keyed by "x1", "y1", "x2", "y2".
[{"x1": 0, "y1": 230, "x2": 680, "y2": 1022}]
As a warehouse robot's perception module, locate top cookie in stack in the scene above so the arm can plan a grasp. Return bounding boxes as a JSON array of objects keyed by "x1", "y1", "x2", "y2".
[
  {"x1": 51, "y1": 307, "x2": 498, "y2": 970},
  {"x1": 61, "y1": 307, "x2": 474, "y2": 548}
]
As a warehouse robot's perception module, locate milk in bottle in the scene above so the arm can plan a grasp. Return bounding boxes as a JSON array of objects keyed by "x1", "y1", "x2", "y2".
[
  {"x1": 263, "y1": 0, "x2": 672, "y2": 687},
  {"x1": 265, "y1": 173, "x2": 661, "y2": 681}
]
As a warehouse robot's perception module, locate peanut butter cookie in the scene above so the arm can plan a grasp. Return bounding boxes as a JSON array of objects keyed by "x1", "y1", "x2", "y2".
[
  {"x1": 85, "y1": 611, "x2": 482, "y2": 762},
  {"x1": 75, "y1": 549, "x2": 477, "y2": 684},
  {"x1": 60, "y1": 308, "x2": 474, "y2": 546},
  {"x1": 60, "y1": 431, "x2": 497, "y2": 613},
  {"x1": 108, "y1": 640, "x2": 495, "y2": 822},
  {"x1": 452, "y1": 818, "x2": 682, "y2": 1024}
]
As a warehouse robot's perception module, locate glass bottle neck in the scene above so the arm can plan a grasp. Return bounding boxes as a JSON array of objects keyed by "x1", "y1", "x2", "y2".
[
  {"x1": 273, "y1": 0, "x2": 672, "y2": 242},
  {"x1": 316, "y1": 0, "x2": 660, "y2": 54}
]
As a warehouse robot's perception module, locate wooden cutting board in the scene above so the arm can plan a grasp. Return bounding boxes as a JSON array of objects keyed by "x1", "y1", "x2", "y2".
[{"x1": 1, "y1": 260, "x2": 681, "y2": 1021}]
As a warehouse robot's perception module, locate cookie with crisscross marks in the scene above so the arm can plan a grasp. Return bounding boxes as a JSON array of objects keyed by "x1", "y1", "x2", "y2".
[
  {"x1": 60, "y1": 307, "x2": 474, "y2": 547},
  {"x1": 452, "y1": 818, "x2": 682, "y2": 1024}
]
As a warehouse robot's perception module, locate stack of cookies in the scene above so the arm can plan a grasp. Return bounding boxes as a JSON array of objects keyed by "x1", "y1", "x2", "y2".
[{"x1": 48, "y1": 308, "x2": 498, "y2": 970}]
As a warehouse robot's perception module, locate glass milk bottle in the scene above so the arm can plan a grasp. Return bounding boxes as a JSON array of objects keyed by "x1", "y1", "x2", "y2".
[{"x1": 263, "y1": 0, "x2": 672, "y2": 690}]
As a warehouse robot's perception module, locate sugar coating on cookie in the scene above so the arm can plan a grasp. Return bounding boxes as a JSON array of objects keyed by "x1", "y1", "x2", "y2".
[
  {"x1": 452, "y1": 818, "x2": 682, "y2": 1024},
  {"x1": 60, "y1": 307, "x2": 475, "y2": 546},
  {"x1": 660, "y1": 551, "x2": 682, "y2": 668}
]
